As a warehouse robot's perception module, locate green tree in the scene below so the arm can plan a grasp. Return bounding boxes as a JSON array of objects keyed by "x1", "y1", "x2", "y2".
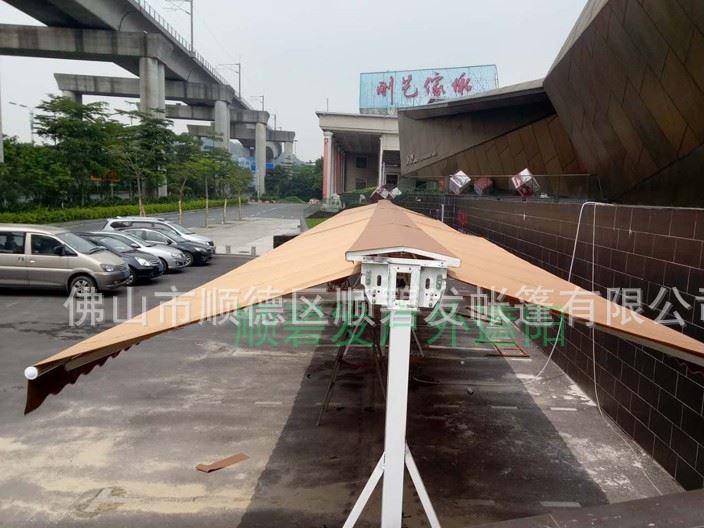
[
  {"x1": 0, "y1": 137, "x2": 73, "y2": 209},
  {"x1": 200, "y1": 147, "x2": 239, "y2": 223},
  {"x1": 34, "y1": 96, "x2": 118, "y2": 206},
  {"x1": 265, "y1": 157, "x2": 322, "y2": 201},
  {"x1": 220, "y1": 160, "x2": 252, "y2": 221},
  {"x1": 112, "y1": 110, "x2": 176, "y2": 215},
  {"x1": 168, "y1": 133, "x2": 203, "y2": 223}
]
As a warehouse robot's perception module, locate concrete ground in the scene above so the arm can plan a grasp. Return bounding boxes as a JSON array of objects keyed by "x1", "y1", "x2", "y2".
[
  {"x1": 0, "y1": 253, "x2": 683, "y2": 527},
  {"x1": 191, "y1": 216, "x2": 301, "y2": 256},
  {"x1": 58, "y1": 202, "x2": 307, "y2": 233},
  {"x1": 57, "y1": 202, "x2": 305, "y2": 258}
]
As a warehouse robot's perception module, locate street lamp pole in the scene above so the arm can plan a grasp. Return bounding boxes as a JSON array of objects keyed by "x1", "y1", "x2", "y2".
[
  {"x1": 10, "y1": 101, "x2": 35, "y2": 144},
  {"x1": 189, "y1": 0, "x2": 194, "y2": 52},
  {"x1": 217, "y1": 63, "x2": 242, "y2": 96},
  {"x1": 250, "y1": 95, "x2": 264, "y2": 111},
  {"x1": 166, "y1": 0, "x2": 194, "y2": 51},
  {"x1": 236, "y1": 63, "x2": 241, "y2": 97}
]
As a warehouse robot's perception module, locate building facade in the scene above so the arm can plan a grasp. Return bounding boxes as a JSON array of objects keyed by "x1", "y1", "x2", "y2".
[
  {"x1": 396, "y1": 0, "x2": 704, "y2": 489},
  {"x1": 319, "y1": 66, "x2": 499, "y2": 198},
  {"x1": 399, "y1": 0, "x2": 704, "y2": 206}
]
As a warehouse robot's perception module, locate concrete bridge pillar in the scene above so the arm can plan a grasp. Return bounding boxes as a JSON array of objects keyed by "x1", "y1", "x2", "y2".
[
  {"x1": 62, "y1": 90, "x2": 82, "y2": 105},
  {"x1": 213, "y1": 100, "x2": 231, "y2": 150},
  {"x1": 255, "y1": 119, "x2": 267, "y2": 197},
  {"x1": 139, "y1": 56, "x2": 165, "y2": 115},
  {"x1": 284, "y1": 141, "x2": 293, "y2": 161},
  {"x1": 139, "y1": 56, "x2": 167, "y2": 196}
]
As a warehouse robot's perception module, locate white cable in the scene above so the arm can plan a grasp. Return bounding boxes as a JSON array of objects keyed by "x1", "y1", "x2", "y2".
[
  {"x1": 533, "y1": 201, "x2": 610, "y2": 380},
  {"x1": 430, "y1": 200, "x2": 666, "y2": 495},
  {"x1": 591, "y1": 203, "x2": 603, "y2": 416},
  {"x1": 586, "y1": 203, "x2": 663, "y2": 496},
  {"x1": 428, "y1": 201, "x2": 610, "y2": 385}
]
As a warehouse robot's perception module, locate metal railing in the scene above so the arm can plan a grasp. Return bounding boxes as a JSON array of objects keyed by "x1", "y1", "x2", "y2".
[{"x1": 129, "y1": 0, "x2": 230, "y2": 86}]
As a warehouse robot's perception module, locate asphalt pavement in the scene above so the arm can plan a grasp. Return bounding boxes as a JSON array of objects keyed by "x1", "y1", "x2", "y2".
[{"x1": 0, "y1": 259, "x2": 682, "y2": 527}]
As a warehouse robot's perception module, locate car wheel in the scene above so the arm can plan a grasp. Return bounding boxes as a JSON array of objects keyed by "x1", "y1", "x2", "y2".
[
  {"x1": 159, "y1": 257, "x2": 169, "y2": 272},
  {"x1": 183, "y1": 252, "x2": 194, "y2": 267},
  {"x1": 126, "y1": 266, "x2": 136, "y2": 286},
  {"x1": 69, "y1": 275, "x2": 97, "y2": 295}
]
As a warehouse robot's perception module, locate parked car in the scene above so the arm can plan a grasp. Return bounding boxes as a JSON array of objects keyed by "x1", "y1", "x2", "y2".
[
  {"x1": 86, "y1": 231, "x2": 189, "y2": 272},
  {"x1": 76, "y1": 232, "x2": 165, "y2": 285},
  {"x1": 0, "y1": 224, "x2": 130, "y2": 293},
  {"x1": 122, "y1": 228, "x2": 213, "y2": 266},
  {"x1": 102, "y1": 216, "x2": 214, "y2": 249},
  {"x1": 141, "y1": 225, "x2": 216, "y2": 257}
]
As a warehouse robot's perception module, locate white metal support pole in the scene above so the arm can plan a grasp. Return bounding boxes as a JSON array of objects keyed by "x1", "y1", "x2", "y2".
[
  {"x1": 405, "y1": 444, "x2": 441, "y2": 527},
  {"x1": 381, "y1": 309, "x2": 413, "y2": 527},
  {"x1": 342, "y1": 455, "x2": 384, "y2": 528},
  {"x1": 343, "y1": 256, "x2": 453, "y2": 528}
]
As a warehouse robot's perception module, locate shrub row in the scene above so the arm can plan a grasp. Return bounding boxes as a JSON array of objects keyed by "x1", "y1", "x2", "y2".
[{"x1": 0, "y1": 199, "x2": 226, "y2": 224}]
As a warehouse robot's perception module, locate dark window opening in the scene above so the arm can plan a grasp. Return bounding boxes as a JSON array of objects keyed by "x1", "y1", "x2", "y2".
[{"x1": 396, "y1": 273, "x2": 411, "y2": 301}]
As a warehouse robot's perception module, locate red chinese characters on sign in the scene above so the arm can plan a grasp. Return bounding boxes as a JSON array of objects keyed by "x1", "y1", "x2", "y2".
[
  {"x1": 424, "y1": 72, "x2": 445, "y2": 98},
  {"x1": 376, "y1": 76, "x2": 395, "y2": 105},
  {"x1": 451, "y1": 73, "x2": 473, "y2": 96},
  {"x1": 401, "y1": 74, "x2": 418, "y2": 99}
]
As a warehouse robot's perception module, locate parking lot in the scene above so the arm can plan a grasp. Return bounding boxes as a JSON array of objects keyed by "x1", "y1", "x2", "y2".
[
  {"x1": 60, "y1": 203, "x2": 308, "y2": 233},
  {"x1": 0, "y1": 249, "x2": 683, "y2": 527}
]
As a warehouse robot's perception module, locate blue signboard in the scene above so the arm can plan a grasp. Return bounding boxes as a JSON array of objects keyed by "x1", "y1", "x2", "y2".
[
  {"x1": 359, "y1": 65, "x2": 499, "y2": 114},
  {"x1": 239, "y1": 156, "x2": 274, "y2": 173}
]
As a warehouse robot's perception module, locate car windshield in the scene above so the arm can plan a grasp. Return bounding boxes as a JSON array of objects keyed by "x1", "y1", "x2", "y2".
[
  {"x1": 96, "y1": 237, "x2": 131, "y2": 253},
  {"x1": 109, "y1": 232, "x2": 154, "y2": 248},
  {"x1": 59, "y1": 232, "x2": 101, "y2": 254},
  {"x1": 166, "y1": 221, "x2": 194, "y2": 235},
  {"x1": 161, "y1": 231, "x2": 186, "y2": 243},
  {"x1": 120, "y1": 233, "x2": 154, "y2": 247}
]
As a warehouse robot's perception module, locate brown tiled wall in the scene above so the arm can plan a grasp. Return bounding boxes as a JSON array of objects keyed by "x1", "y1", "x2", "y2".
[
  {"x1": 454, "y1": 115, "x2": 585, "y2": 179},
  {"x1": 397, "y1": 194, "x2": 704, "y2": 489},
  {"x1": 544, "y1": 0, "x2": 704, "y2": 204}
]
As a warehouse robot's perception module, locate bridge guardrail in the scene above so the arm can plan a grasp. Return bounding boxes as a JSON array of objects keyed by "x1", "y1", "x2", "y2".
[{"x1": 129, "y1": 0, "x2": 230, "y2": 86}]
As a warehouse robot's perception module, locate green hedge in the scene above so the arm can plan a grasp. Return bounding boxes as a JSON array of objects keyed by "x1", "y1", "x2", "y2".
[
  {"x1": 257, "y1": 194, "x2": 307, "y2": 204},
  {"x1": 305, "y1": 217, "x2": 328, "y2": 229},
  {"x1": 0, "y1": 199, "x2": 226, "y2": 224}
]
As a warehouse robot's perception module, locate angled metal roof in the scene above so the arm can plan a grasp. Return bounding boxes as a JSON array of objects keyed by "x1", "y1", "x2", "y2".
[{"x1": 399, "y1": 78, "x2": 549, "y2": 119}]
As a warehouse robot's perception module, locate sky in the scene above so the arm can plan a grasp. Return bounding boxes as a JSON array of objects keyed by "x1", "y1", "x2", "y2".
[{"x1": 0, "y1": 0, "x2": 587, "y2": 161}]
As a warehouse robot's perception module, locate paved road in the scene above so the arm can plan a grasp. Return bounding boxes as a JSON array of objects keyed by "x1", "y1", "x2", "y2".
[
  {"x1": 58, "y1": 202, "x2": 307, "y2": 232},
  {"x1": 0, "y1": 258, "x2": 681, "y2": 526}
]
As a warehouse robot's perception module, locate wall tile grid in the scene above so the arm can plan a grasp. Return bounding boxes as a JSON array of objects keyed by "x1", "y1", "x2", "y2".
[
  {"x1": 396, "y1": 194, "x2": 704, "y2": 489},
  {"x1": 543, "y1": 0, "x2": 704, "y2": 204}
]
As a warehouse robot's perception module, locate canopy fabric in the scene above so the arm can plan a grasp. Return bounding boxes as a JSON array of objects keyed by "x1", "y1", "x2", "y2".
[{"x1": 25, "y1": 200, "x2": 704, "y2": 413}]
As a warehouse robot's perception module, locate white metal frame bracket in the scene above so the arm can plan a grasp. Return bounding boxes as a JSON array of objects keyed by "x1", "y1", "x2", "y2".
[
  {"x1": 341, "y1": 251, "x2": 459, "y2": 528},
  {"x1": 342, "y1": 442, "x2": 441, "y2": 528}
]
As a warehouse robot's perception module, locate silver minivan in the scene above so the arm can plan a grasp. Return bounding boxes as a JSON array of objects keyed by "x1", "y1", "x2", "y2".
[{"x1": 0, "y1": 224, "x2": 130, "y2": 293}]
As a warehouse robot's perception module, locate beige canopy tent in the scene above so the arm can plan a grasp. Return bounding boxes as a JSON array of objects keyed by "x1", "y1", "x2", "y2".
[{"x1": 24, "y1": 200, "x2": 704, "y2": 414}]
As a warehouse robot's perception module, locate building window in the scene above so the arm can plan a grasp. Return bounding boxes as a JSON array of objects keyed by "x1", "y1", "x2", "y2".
[
  {"x1": 386, "y1": 175, "x2": 398, "y2": 186},
  {"x1": 355, "y1": 156, "x2": 367, "y2": 169}
]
